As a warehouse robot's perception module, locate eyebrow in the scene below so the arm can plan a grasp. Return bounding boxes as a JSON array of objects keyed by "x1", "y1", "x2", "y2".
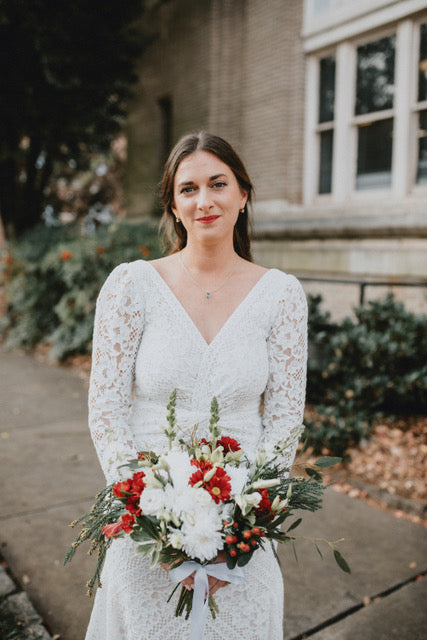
[{"x1": 177, "y1": 173, "x2": 227, "y2": 187}]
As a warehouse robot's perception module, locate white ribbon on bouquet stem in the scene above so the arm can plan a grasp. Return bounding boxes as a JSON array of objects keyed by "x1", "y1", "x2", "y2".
[{"x1": 169, "y1": 561, "x2": 245, "y2": 640}]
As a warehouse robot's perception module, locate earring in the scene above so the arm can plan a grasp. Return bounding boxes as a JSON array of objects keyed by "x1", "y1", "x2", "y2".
[
  {"x1": 239, "y1": 208, "x2": 245, "y2": 214},
  {"x1": 175, "y1": 217, "x2": 181, "y2": 223}
]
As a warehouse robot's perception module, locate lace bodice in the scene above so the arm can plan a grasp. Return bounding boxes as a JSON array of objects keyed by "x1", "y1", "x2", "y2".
[
  {"x1": 89, "y1": 260, "x2": 307, "y2": 483},
  {"x1": 86, "y1": 259, "x2": 307, "y2": 640}
]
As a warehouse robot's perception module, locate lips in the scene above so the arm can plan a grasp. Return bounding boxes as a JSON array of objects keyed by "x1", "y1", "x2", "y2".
[{"x1": 196, "y1": 215, "x2": 220, "y2": 224}]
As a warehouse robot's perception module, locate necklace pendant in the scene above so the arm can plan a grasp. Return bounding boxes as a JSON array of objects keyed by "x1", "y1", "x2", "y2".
[{"x1": 206, "y1": 292, "x2": 211, "y2": 299}]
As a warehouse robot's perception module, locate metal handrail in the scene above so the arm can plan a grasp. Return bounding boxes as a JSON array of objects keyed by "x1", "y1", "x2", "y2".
[{"x1": 297, "y1": 275, "x2": 427, "y2": 306}]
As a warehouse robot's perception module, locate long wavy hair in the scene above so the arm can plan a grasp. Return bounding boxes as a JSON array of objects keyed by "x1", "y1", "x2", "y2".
[{"x1": 160, "y1": 132, "x2": 254, "y2": 260}]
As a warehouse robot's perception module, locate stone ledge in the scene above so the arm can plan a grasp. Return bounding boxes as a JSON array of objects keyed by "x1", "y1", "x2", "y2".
[
  {"x1": 253, "y1": 213, "x2": 427, "y2": 240},
  {"x1": 0, "y1": 566, "x2": 53, "y2": 639}
]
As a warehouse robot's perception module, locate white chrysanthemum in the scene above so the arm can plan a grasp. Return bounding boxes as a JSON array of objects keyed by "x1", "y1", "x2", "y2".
[
  {"x1": 139, "y1": 487, "x2": 166, "y2": 515},
  {"x1": 163, "y1": 450, "x2": 193, "y2": 491},
  {"x1": 168, "y1": 529, "x2": 184, "y2": 550},
  {"x1": 166, "y1": 485, "x2": 213, "y2": 521},
  {"x1": 181, "y1": 508, "x2": 223, "y2": 562},
  {"x1": 225, "y1": 465, "x2": 249, "y2": 496}
]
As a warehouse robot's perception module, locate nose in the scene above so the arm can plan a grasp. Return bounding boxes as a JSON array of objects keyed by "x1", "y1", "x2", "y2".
[{"x1": 196, "y1": 186, "x2": 213, "y2": 212}]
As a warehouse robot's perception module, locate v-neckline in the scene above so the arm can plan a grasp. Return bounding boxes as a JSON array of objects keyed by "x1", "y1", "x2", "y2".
[{"x1": 146, "y1": 261, "x2": 273, "y2": 348}]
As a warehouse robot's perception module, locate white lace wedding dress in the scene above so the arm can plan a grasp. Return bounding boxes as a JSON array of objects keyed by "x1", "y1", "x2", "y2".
[{"x1": 85, "y1": 259, "x2": 307, "y2": 640}]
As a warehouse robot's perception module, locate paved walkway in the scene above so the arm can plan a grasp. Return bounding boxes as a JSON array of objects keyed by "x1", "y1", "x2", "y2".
[{"x1": 0, "y1": 348, "x2": 426, "y2": 640}]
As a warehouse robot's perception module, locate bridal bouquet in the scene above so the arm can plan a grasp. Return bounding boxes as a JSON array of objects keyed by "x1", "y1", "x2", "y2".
[{"x1": 65, "y1": 391, "x2": 349, "y2": 636}]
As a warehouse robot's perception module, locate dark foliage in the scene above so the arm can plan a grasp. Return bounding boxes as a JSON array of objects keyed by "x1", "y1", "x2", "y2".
[{"x1": 0, "y1": 0, "x2": 149, "y2": 235}]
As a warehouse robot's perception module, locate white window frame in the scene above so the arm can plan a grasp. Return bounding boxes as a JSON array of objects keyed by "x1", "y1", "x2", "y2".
[{"x1": 303, "y1": 13, "x2": 427, "y2": 206}]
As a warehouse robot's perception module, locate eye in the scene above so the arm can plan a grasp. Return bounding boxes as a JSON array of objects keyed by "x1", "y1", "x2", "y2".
[
  {"x1": 212, "y1": 181, "x2": 227, "y2": 189},
  {"x1": 180, "y1": 186, "x2": 195, "y2": 194}
]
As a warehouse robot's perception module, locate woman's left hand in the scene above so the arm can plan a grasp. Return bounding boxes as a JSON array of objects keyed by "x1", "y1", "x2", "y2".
[{"x1": 169, "y1": 551, "x2": 230, "y2": 594}]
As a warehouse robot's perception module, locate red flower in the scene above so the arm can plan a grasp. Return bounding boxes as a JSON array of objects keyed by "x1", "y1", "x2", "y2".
[
  {"x1": 102, "y1": 521, "x2": 123, "y2": 539},
  {"x1": 60, "y1": 250, "x2": 73, "y2": 260},
  {"x1": 120, "y1": 513, "x2": 136, "y2": 533},
  {"x1": 126, "y1": 497, "x2": 141, "y2": 516},
  {"x1": 189, "y1": 463, "x2": 231, "y2": 503},
  {"x1": 113, "y1": 479, "x2": 132, "y2": 499},
  {"x1": 256, "y1": 488, "x2": 273, "y2": 515},
  {"x1": 188, "y1": 469, "x2": 204, "y2": 486},
  {"x1": 130, "y1": 472, "x2": 146, "y2": 499},
  {"x1": 216, "y1": 436, "x2": 241, "y2": 453},
  {"x1": 205, "y1": 467, "x2": 231, "y2": 504},
  {"x1": 190, "y1": 459, "x2": 213, "y2": 471}
]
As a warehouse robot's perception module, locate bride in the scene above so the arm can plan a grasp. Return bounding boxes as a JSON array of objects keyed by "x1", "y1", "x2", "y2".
[{"x1": 85, "y1": 131, "x2": 307, "y2": 639}]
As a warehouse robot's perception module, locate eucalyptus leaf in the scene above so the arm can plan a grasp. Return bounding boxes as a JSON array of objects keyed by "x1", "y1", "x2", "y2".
[
  {"x1": 333, "y1": 549, "x2": 351, "y2": 573},
  {"x1": 315, "y1": 456, "x2": 342, "y2": 468},
  {"x1": 305, "y1": 468, "x2": 323, "y2": 482},
  {"x1": 287, "y1": 517, "x2": 302, "y2": 533}
]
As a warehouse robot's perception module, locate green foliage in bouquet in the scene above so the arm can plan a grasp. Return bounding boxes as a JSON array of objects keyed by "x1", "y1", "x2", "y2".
[
  {"x1": 0, "y1": 221, "x2": 162, "y2": 359},
  {"x1": 305, "y1": 293, "x2": 427, "y2": 457},
  {"x1": 65, "y1": 392, "x2": 349, "y2": 621}
]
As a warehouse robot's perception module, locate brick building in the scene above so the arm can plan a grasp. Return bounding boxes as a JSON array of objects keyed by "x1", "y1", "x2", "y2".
[{"x1": 126, "y1": 0, "x2": 427, "y2": 315}]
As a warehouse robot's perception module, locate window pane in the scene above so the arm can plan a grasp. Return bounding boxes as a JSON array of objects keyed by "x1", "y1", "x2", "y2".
[
  {"x1": 416, "y1": 110, "x2": 427, "y2": 185},
  {"x1": 419, "y1": 23, "x2": 427, "y2": 102},
  {"x1": 356, "y1": 118, "x2": 393, "y2": 190},
  {"x1": 319, "y1": 56, "x2": 336, "y2": 123},
  {"x1": 319, "y1": 130, "x2": 333, "y2": 194},
  {"x1": 356, "y1": 35, "x2": 395, "y2": 115}
]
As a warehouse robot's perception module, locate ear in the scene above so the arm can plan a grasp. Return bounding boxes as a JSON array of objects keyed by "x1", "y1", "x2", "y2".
[{"x1": 240, "y1": 190, "x2": 248, "y2": 210}]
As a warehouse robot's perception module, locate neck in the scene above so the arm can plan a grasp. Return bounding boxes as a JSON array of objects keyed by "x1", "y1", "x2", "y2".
[{"x1": 181, "y1": 239, "x2": 238, "y2": 274}]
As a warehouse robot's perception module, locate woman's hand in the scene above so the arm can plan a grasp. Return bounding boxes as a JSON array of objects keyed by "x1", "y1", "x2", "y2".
[{"x1": 160, "y1": 552, "x2": 230, "y2": 595}]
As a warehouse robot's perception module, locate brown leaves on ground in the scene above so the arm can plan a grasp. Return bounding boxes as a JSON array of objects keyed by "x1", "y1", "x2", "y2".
[
  {"x1": 300, "y1": 412, "x2": 426, "y2": 524},
  {"x1": 334, "y1": 417, "x2": 427, "y2": 504}
]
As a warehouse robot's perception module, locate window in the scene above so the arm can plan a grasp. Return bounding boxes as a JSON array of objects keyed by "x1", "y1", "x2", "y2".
[
  {"x1": 355, "y1": 35, "x2": 395, "y2": 190},
  {"x1": 305, "y1": 16, "x2": 427, "y2": 204},
  {"x1": 318, "y1": 56, "x2": 335, "y2": 194},
  {"x1": 416, "y1": 23, "x2": 427, "y2": 185}
]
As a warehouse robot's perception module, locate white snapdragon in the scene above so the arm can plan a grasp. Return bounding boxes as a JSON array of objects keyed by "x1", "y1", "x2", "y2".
[
  {"x1": 235, "y1": 491, "x2": 262, "y2": 516},
  {"x1": 250, "y1": 478, "x2": 280, "y2": 490}
]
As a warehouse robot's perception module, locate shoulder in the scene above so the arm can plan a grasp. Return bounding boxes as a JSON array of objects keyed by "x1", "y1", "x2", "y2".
[
  {"x1": 265, "y1": 269, "x2": 307, "y2": 318},
  {"x1": 103, "y1": 260, "x2": 151, "y2": 288},
  {"x1": 97, "y1": 260, "x2": 152, "y2": 306},
  {"x1": 266, "y1": 268, "x2": 305, "y2": 297}
]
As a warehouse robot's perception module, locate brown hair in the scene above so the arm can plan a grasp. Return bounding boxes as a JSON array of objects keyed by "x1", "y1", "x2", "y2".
[{"x1": 160, "y1": 131, "x2": 253, "y2": 260}]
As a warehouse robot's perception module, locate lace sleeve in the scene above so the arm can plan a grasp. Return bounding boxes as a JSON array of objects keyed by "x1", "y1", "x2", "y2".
[
  {"x1": 88, "y1": 263, "x2": 144, "y2": 484},
  {"x1": 259, "y1": 275, "x2": 307, "y2": 470}
]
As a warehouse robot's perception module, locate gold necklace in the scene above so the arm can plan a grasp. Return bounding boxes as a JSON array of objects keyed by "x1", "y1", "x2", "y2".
[{"x1": 178, "y1": 252, "x2": 238, "y2": 299}]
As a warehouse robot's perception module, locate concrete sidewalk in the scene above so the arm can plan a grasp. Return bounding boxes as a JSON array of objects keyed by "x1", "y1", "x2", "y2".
[{"x1": 0, "y1": 348, "x2": 426, "y2": 640}]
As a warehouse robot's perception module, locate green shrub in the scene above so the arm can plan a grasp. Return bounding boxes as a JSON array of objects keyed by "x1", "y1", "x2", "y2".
[
  {"x1": 305, "y1": 293, "x2": 427, "y2": 457},
  {"x1": 0, "y1": 221, "x2": 162, "y2": 359}
]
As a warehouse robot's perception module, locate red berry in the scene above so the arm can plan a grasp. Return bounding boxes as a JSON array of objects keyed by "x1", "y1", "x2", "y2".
[
  {"x1": 253, "y1": 527, "x2": 260, "y2": 535},
  {"x1": 225, "y1": 535, "x2": 235, "y2": 545},
  {"x1": 251, "y1": 539, "x2": 257, "y2": 546},
  {"x1": 233, "y1": 522, "x2": 239, "y2": 528},
  {"x1": 243, "y1": 530, "x2": 252, "y2": 539},
  {"x1": 230, "y1": 548, "x2": 237, "y2": 557}
]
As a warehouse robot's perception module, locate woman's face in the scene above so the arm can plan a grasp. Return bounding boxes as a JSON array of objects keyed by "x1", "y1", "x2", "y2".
[{"x1": 171, "y1": 150, "x2": 247, "y2": 246}]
